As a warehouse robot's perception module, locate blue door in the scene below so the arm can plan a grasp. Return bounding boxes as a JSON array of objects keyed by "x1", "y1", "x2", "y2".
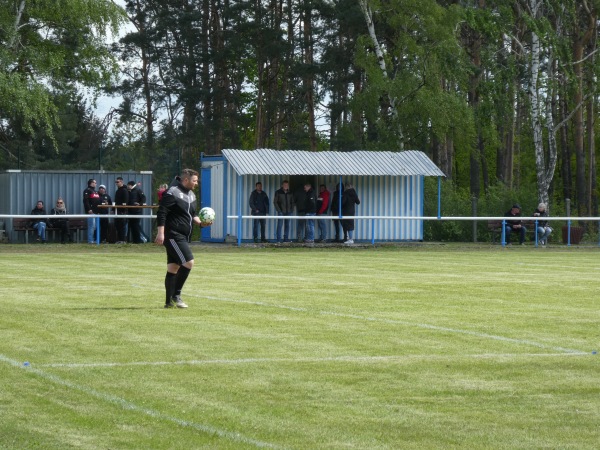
[{"x1": 200, "y1": 167, "x2": 211, "y2": 241}]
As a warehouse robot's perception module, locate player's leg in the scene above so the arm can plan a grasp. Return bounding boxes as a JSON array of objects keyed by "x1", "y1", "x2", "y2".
[{"x1": 163, "y1": 235, "x2": 194, "y2": 308}]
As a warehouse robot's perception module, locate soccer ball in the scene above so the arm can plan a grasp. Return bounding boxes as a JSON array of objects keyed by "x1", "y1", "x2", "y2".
[{"x1": 199, "y1": 207, "x2": 216, "y2": 224}]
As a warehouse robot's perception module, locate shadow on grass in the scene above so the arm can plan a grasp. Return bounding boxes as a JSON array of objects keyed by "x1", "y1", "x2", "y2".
[{"x1": 66, "y1": 306, "x2": 157, "y2": 311}]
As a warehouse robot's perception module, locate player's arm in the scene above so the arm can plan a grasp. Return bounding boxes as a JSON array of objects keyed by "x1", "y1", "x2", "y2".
[
  {"x1": 155, "y1": 193, "x2": 175, "y2": 245},
  {"x1": 155, "y1": 225, "x2": 165, "y2": 245}
]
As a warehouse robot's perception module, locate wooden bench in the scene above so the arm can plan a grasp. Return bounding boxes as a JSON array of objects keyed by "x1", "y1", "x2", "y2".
[
  {"x1": 488, "y1": 219, "x2": 532, "y2": 244},
  {"x1": 487, "y1": 220, "x2": 503, "y2": 243},
  {"x1": 12, "y1": 218, "x2": 87, "y2": 243}
]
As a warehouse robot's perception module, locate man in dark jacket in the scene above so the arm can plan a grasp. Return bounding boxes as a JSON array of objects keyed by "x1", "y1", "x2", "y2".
[
  {"x1": 504, "y1": 203, "x2": 526, "y2": 245},
  {"x1": 83, "y1": 179, "x2": 100, "y2": 244},
  {"x1": 156, "y1": 169, "x2": 206, "y2": 308},
  {"x1": 273, "y1": 180, "x2": 294, "y2": 243},
  {"x1": 330, "y1": 183, "x2": 344, "y2": 242},
  {"x1": 114, "y1": 177, "x2": 129, "y2": 243},
  {"x1": 31, "y1": 200, "x2": 47, "y2": 243},
  {"x1": 294, "y1": 186, "x2": 307, "y2": 242},
  {"x1": 127, "y1": 180, "x2": 147, "y2": 243},
  {"x1": 249, "y1": 181, "x2": 269, "y2": 243},
  {"x1": 341, "y1": 182, "x2": 360, "y2": 244},
  {"x1": 303, "y1": 183, "x2": 317, "y2": 243}
]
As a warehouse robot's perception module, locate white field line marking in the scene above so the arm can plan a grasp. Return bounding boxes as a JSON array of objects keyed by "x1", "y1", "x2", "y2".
[
  {"x1": 193, "y1": 294, "x2": 586, "y2": 354},
  {"x1": 0, "y1": 354, "x2": 280, "y2": 449},
  {"x1": 37, "y1": 353, "x2": 589, "y2": 369}
]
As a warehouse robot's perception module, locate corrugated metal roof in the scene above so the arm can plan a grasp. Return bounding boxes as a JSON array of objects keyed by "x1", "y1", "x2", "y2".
[{"x1": 221, "y1": 149, "x2": 446, "y2": 177}]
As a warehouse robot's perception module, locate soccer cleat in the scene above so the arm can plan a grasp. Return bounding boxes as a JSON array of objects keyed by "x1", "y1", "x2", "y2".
[{"x1": 171, "y1": 295, "x2": 188, "y2": 308}]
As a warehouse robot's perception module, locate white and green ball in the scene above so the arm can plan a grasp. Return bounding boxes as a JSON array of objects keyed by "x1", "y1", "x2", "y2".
[{"x1": 199, "y1": 207, "x2": 216, "y2": 224}]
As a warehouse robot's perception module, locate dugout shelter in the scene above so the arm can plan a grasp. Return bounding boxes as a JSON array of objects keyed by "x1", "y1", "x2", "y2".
[{"x1": 199, "y1": 149, "x2": 445, "y2": 243}]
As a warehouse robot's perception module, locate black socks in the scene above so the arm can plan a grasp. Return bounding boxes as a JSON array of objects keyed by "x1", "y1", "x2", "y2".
[
  {"x1": 173, "y1": 266, "x2": 191, "y2": 297},
  {"x1": 165, "y1": 272, "x2": 177, "y2": 303}
]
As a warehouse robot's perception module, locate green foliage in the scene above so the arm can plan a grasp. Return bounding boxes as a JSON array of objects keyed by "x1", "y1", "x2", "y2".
[
  {"x1": 0, "y1": 0, "x2": 126, "y2": 153},
  {"x1": 354, "y1": 0, "x2": 473, "y2": 149}
]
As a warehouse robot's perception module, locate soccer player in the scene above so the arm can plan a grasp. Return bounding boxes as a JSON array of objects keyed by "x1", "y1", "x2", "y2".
[{"x1": 155, "y1": 169, "x2": 209, "y2": 308}]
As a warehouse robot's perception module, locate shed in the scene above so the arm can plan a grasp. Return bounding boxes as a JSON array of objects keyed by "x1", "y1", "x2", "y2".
[
  {"x1": 0, "y1": 170, "x2": 154, "y2": 243},
  {"x1": 199, "y1": 149, "x2": 445, "y2": 243}
]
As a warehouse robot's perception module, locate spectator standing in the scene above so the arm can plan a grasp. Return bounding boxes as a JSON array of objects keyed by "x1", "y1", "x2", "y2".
[
  {"x1": 249, "y1": 181, "x2": 269, "y2": 243},
  {"x1": 157, "y1": 183, "x2": 168, "y2": 202},
  {"x1": 330, "y1": 183, "x2": 344, "y2": 242},
  {"x1": 30, "y1": 200, "x2": 47, "y2": 243},
  {"x1": 50, "y1": 197, "x2": 71, "y2": 243},
  {"x1": 504, "y1": 203, "x2": 527, "y2": 245},
  {"x1": 303, "y1": 183, "x2": 317, "y2": 243},
  {"x1": 83, "y1": 179, "x2": 100, "y2": 244},
  {"x1": 294, "y1": 185, "x2": 307, "y2": 242},
  {"x1": 127, "y1": 180, "x2": 147, "y2": 243},
  {"x1": 273, "y1": 180, "x2": 294, "y2": 243},
  {"x1": 97, "y1": 185, "x2": 112, "y2": 243},
  {"x1": 341, "y1": 182, "x2": 360, "y2": 245},
  {"x1": 316, "y1": 184, "x2": 330, "y2": 242},
  {"x1": 533, "y1": 202, "x2": 552, "y2": 245},
  {"x1": 114, "y1": 177, "x2": 129, "y2": 243}
]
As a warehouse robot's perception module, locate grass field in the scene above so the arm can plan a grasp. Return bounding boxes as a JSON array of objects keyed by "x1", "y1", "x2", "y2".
[{"x1": 1, "y1": 243, "x2": 599, "y2": 449}]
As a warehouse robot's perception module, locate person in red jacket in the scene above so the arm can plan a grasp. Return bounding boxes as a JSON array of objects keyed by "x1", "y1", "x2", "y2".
[{"x1": 316, "y1": 184, "x2": 330, "y2": 242}]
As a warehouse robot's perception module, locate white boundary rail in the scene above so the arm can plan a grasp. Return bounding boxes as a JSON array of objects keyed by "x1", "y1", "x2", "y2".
[
  {"x1": 227, "y1": 215, "x2": 600, "y2": 247},
  {"x1": 2, "y1": 214, "x2": 598, "y2": 247}
]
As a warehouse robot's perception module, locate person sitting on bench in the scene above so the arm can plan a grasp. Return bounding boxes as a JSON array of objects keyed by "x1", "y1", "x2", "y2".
[{"x1": 504, "y1": 203, "x2": 526, "y2": 245}]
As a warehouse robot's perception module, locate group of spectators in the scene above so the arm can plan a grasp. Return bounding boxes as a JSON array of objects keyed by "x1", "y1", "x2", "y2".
[
  {"x1": 29, "y1": 177, "x2": 147, "y2": 244},
  {"x1": 249, "y1": 180, "x2": 361, "y2": 244},
  {"x1": 503, "y1": 203, "x2": 553, "y2": 245}
]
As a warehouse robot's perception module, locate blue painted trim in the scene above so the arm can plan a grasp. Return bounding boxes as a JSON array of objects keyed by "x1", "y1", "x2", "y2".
[
  {"x1": 420, "y1": 175, "x2": 424, "y2": 240},
  {"x1": 223, "y1": 159, "x2": 229, "y2": 241},
  {"x1": 237, "y1": 176, "x2": 242, "y2": 246},
  {"x1": 437, "y1": 176, "x2": 441, "y2": 219}
]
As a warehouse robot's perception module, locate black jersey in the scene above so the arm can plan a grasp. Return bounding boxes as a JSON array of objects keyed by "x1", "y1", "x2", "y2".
[{"x1": 156, "y1": 182, "x2": 197, "y2": 239}]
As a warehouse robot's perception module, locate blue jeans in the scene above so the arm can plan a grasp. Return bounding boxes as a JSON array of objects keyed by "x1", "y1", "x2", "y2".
[
  {"x1": 276, "y1": 212, "x2": 292, "y2": 242},
  {"x1": 252, "y1": 217, "x2": 266, "y2": 240},
  {"x1": 317, "y1": 215, "x2": 328, "y2": 240},
  {"x1": 305, "y1": 213, "x2": 315, "y2": 241},
  {"x1": 537, "y1": 226, "x2": 552, "y2": 243},
  {"x1": 296, "y1": 215, "x2": 306, "y2": 241},
  {"x1": 87, "y1": 216, "x2": 96, "y2": 243},
  {"x1": 504, "y1": 225, "x2": 526, "y2": 244},
  {"x1": 33, "y1": 222, "x2": 46, "y2": 241}
]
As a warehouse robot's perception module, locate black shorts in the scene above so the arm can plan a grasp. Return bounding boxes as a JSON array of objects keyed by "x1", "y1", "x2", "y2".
[{"x1": 164, "y1": 233, "x2": 194, "y2": 265}]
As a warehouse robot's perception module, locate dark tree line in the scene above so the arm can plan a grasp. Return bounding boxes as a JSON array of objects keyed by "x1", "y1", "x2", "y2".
[{"x1": 1, "y1": 0, "x2": 599, "y2": 218}]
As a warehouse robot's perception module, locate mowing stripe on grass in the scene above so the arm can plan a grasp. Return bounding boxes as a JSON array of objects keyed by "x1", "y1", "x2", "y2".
[
  {"x1": 197, "y1": 294, "x2": 586, "y2": 354},
  {"x1": 0, "y1": 353, "x2": 281, "y2": 449},
  {"x1": 36, "y1": 352, "x2": 589, "y2": 369}
]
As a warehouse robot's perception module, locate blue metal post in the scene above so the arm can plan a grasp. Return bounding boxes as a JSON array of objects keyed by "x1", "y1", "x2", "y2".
[
  {"x1": 534, "y1": 220, "x2": 538, "y2": 247},
  {"x1": 223, "y1": 158, "x2": 228, "y2": 242},
  {"x1": 95, "y1": 216, "x2": 100, "y2": 245},
  {"x1": 501, "y1": 219, "x2": 506, "y2": 247},
  {"x1": 437, "y1": 176, "x2": 441, "y2": 220},
  {"x1": 237, "y1": 176, "x2": 242, "y2": 246}
]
